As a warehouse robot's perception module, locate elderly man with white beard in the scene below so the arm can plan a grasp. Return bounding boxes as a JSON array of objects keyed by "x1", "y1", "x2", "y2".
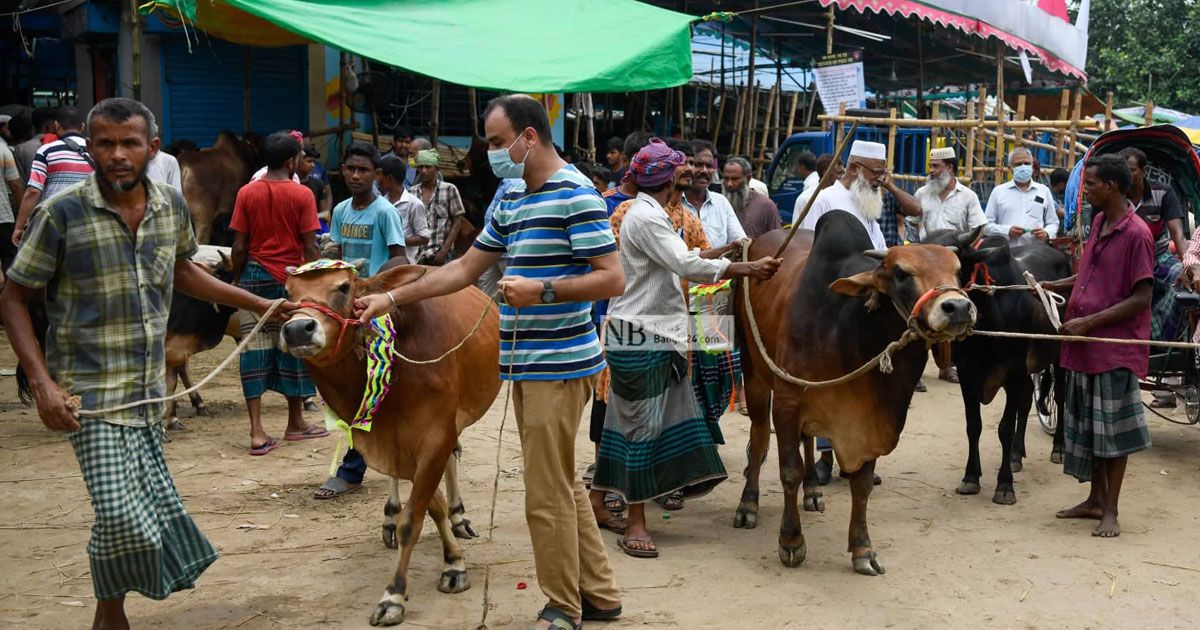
[
  {"x1": 913, "y1": 147, "x2": 987, "y2": 241},
  {"x1": 798, "y1": 140, "x2": 919, "y2": 249},
  {"x1": 723, "y1": 156, "x2": 781, "y2": 238}
]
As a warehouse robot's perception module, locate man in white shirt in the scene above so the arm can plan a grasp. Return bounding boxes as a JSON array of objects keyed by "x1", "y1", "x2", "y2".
[
  {"x1": 791, "y1": 153, "x2": 841, "y2": 224},
  {"x1": 146, "y1": 145, "x2": 182, "y2": 193},
  {"x1": 797, "y1": 149, "x2": 819, "y2": 196},
  {"x1": 984, "y1": 147, "x2": 1058, "y2": 246},
  {"x1": 682, "y1": 140, "x2": 746, "y2": 247},
  {"x1": 799, "y1": 140, "x2": 890, "y2": 249},
  {"x1": 913, "y1": 146, "x2": 987, "y2": 240}
]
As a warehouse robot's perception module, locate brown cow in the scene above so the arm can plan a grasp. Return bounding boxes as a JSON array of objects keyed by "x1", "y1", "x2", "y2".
[
  {"x1": 281, "y1": 263, "x2": 500, "y2": 626},
  {"x1": 179, "y1": 132, "x2": 258, "y2": 245},
  {"x1": 735, "y1": 210, "x2": 975, "y2": 575}
]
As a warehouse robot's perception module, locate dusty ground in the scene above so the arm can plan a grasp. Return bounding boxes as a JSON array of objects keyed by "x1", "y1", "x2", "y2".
[{"x1": 1, "y1": 333, "x2": 1199, "y2": 630}]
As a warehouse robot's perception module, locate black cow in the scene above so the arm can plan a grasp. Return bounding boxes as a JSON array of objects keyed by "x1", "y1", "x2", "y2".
[
  {"x1": 925, "y1": 229, "x2": 1071, "y2": 504},
  {"x1": 737, "y1": 211, "x2": 976, "y2": 574}
]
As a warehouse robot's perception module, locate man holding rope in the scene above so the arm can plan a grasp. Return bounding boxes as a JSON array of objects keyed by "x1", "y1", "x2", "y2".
[
  {"x1": 0, "y1": 98, "x2": 298, "y2": 628},
  {"x1": 1041, "y1": 153, "x2": 1153, "y2": 538}
]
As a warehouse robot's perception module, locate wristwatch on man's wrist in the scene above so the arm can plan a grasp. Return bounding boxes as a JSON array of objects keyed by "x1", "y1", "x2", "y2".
[{"x1": 540, "y1": 280, "x2": 556, "y2": 304}]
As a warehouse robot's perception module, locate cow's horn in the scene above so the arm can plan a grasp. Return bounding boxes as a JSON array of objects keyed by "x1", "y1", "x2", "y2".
[{"x1": 863, "y1": 249, "x2": 888, "y2": 260}]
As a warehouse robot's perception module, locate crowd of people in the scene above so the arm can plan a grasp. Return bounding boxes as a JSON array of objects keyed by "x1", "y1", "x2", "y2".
[{"x1": 0, "y1": 93, "x2": 1194, "y2": 629}]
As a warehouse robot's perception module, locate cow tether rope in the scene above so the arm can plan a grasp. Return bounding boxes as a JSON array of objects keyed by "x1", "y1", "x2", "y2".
[{"x1": 65, "y1": 298, "x2": 286, "y2": 418}]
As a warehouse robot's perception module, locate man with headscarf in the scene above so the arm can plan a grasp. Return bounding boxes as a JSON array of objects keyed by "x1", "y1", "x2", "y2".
[
  {"x1": 723, "y1": 156, "x2": 781, "y2": 238},
  {"x1": 913, "y1": 147, "x2": 987, "y2": 241},
  {"x1": 408, "y1": 147, "x2": 466, "y2": 265}
]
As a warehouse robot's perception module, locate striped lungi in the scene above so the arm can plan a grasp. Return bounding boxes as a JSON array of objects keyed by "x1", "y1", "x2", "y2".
[
  {"x1": 592, "y1": 340, "x2": 727, "y2": 504},
  {"x1": 1062, "y1": 368, "x2": 1153, "y2": 482},
  {"x1": 690, "y1": 349, "x2": 741, "y2": 443},
  {"x1": 238, "y1": 261, "x2": 316, "y2": 400},
  {"x1": 69, "y1": 420, "x2": 217, "y2": 600}
]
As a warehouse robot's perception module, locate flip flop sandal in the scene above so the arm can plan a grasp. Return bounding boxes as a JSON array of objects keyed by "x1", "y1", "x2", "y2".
[
  {"x1": 284, "y1": 425, "x2": 331, "y2": 441},
  {"x1": 530, "y1": 606, "x2": 580, "y2": 630},
  {"x1": 581, "y1": 595, "x2": 622, "y2": 622},
  {"x1": 604, "y1": 491, "x2": 626, "y2": 514},
  {"x1": 582, "y1": 463, "x2": 596, "y2": 487},
  {"x1": 655, "y1": 491, "x2": 684, "y2": 511},
  {"x1": 617, "y1": 536, "x2": 659, "y2": 559},
  {"x1": 248, "y1": 437, "x2": 280, "y2": 456},
  {"x1": 596, "y1": 515, "x2": 628, "y2": 535},
  {"x1": 314, "y1": 476, "x2": 361, "y2": 500}
]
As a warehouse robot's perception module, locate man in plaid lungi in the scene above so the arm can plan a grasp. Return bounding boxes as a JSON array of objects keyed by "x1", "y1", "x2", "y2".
[
  {"x1": 0, "y1": 98, "x2": 296, "y2": 627},
  {"x1": 1042, "y1": 154, "x2": 1154, "y2": 538}
]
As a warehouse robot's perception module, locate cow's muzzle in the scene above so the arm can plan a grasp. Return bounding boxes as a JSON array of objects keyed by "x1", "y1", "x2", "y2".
[
  {"x1": 910, "y1": 286, "x2": 976, "y2": 339},
  {"x1": 281, "y1": 316, "x2": 326, "y2": 357}
]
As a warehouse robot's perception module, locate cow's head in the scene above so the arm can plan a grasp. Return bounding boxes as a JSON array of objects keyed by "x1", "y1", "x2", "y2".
[
  {"x1": 280, "y1": 260, "x2": 423, "y2": 366},
  {"x1": 830, "y1": 243, "x2": 976, "y2": 339},
  {"x1": 923, "y1": 226, "x2": 1011, "y2": 288}
]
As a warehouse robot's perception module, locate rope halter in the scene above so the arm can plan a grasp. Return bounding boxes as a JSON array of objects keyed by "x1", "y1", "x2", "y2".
[{"x1": 294, "y1": 300, "x2": 364, "y2": 359}]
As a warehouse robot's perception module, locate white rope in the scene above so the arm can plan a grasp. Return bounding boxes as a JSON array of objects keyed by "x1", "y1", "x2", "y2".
[{"x1": 67, "y1": 299, "x2": 285, "y2": 418}]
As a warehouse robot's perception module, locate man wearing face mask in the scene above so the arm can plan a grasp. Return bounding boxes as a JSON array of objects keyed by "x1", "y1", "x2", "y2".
[
  {"x1": 355, "y1": 95, "x2": 625, "y2": 630},
  {"x1": 229, "y1": 131, "x2": 325, "y2": 456},
  {"x1": 984, "y1": 147, "x2": 1059, "y2": 246},
  {"x1": 913, "y1": 147, "x2": 987, "y2": 241}
]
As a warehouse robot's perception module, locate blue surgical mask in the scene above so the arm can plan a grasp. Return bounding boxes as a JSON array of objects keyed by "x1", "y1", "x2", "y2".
[
  {"x1": 1012, "y1": 164, "x2": 1033, "y2": 183},
  {"x1": 488, "y1": 135, "x2": 529, "y2": 179}
]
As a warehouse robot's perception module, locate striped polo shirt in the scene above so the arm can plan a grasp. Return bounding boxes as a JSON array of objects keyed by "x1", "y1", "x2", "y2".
[
  {"x1": 474, "y1": 165, "x2": 617, "y2": 381},
  {"x1": 27, "y1": 132, "x2": 94, "y2": 199}
]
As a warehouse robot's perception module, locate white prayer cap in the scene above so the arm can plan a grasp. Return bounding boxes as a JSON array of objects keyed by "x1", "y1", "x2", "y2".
[
  {"x1": 849, "y1": 140, "x2": 886, "y2": 160},
  {"x1": 930, "y1": 146, "x2": 956, "y2": 160}
]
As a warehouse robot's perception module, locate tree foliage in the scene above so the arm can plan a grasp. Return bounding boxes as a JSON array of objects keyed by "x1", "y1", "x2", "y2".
[{"x1": 1078, "y1": 0, "x2": 1200, "y2": 110}]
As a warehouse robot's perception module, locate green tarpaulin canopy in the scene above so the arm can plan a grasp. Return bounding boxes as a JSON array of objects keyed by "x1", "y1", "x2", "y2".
[{"x1": 152, "y1": 0, "x2": 696, "y2": 93}]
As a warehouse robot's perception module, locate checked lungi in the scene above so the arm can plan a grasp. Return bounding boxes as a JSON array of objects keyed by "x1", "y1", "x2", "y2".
[
  {"x1": 1062, "y1": 369, "x2": 1153, "y2": 482},
  {"x1": 69, "y1": 420, "x2": 217, "y2": 600},
  {"x1": 238, "y1": 261, "x2": 316, "y2": 399}
]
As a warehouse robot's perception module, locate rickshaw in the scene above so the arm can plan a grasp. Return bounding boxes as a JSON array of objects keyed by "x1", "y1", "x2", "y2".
[{"x1": 1038, "y1": 124, "x2": 1200, "y2": 434}]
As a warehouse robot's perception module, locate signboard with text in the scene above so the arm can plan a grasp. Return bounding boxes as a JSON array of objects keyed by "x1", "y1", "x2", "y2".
[{"x1": 813, "y1": 50, "x2": 866, "y2": 113}]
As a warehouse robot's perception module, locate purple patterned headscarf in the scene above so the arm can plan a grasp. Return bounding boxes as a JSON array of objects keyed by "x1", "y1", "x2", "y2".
[{"x1": 624, "y1": 138, "x2": 685, "y2": 188}]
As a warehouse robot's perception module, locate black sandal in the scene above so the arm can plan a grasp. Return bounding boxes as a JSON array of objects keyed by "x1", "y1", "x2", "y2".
[
  {"x1": 531, "y1": 606, "x2": 580, "y2": 630},
  {"x1": 581, "y1": 595, "x2": 622, "y2": 621}
]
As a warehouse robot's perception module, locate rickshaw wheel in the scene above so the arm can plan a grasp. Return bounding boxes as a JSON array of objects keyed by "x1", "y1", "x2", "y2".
[
  {"x1": 1184, "y1": 387, "x2": 1200, "y2": 424},
  {"x1": 1035, "y1": 373, "x2": 1056, "y2": 435}
]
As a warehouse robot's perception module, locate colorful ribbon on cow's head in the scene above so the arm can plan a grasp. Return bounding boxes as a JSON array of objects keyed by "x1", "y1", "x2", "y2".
[{"x1": 290, "y1": 258, "x2": 360, "y2": 277}]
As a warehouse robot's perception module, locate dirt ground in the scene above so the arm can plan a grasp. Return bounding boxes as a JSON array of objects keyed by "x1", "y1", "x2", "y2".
[{"x1": 1, "y1": 333, "x2": 1199, "y2": 630}]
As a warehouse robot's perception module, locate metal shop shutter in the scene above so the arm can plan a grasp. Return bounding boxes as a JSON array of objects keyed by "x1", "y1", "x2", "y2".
[{"x1": 162, "y1": 37, "x2": 307, "y2": 146}]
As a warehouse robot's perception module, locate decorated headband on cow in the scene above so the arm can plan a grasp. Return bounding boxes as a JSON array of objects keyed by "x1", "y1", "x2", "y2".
[{"x1": 289, "y1": 259, "x2": 360, "y2": 277}]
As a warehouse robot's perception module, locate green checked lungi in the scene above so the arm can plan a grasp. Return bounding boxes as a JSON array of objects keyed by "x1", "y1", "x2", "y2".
[
  {"x1": 238, "y1": 261, "x2": 316, "y2": 400},
  {"x1": 68, "y1": 420, "x2": 217, "y2": 600},
  {"x1": 1062, "y1": 369, "x2": 1153, "y2": 482}
]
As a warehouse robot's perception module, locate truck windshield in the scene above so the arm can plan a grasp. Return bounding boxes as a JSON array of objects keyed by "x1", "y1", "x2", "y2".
[{"x1": 770, "y1": 141, "x2": 817, "y2": 191}]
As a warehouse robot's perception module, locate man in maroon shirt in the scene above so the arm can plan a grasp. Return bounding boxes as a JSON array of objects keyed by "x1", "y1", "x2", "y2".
[
  {"x1": 230, "y1": 131, "x2": 325, "y2": 455},
  {"x1": 1041, "y1": 154, "x2": 1154, "y2": 538}
]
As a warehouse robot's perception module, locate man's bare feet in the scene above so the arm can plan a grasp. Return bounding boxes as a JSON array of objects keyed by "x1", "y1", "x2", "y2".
[
  {"x1": 1093, "y1": 512, "x2": 1121, "y2": 537},
  {"x1": 1056, "y1": 500, "x2": 1103, "y2": 519}
]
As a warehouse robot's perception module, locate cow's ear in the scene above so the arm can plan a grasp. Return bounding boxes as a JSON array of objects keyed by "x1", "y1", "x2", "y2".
[
  {"x1": 364, "y1": 265, "x2": 429, "y2": 295},
  {"x1": 830, "y1": 268, "x2": 881, "y2": 297},
  {"x1": 959, "y1": 224, "x2": 986, "y2": 250}
]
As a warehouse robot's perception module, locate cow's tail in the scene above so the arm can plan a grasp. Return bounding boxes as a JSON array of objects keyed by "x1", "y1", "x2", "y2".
[{"x1": 15, "y1": 298, "x2": 49, "y2": 405}]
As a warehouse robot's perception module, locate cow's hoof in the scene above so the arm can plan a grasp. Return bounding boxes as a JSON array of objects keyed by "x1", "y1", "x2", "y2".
[
  {"x1": 195, "y1": 405, "x2": 210, "y2": 417},
  {"x1": 733, "y1": 506, "x2": 758, "y2": 529},
  {"x1": 165, "y1": 418, "x2": 187, "y2": 431},
  {"x1": 438, "y1": 569, "x2": 470, "y2": 594},
  {"x1": 803, "y1": 492, "x2": 825, "y2": 512},
  {"x1": 1009, "y1": 458, "x2": 1024, "y2": 473},
  {"x1": 778, "y1": 542, "x2": 806, "y2": 568},
  {"x1": 992, "y1": 488, "x2": 1017, "y2": 505},
  {"x1": 852, "y1": 551, "x2": 886, "y2": 576},
  {"x1": 369, "y1": 601, "x2": 406, "y2": 626},
  {"x1": 382, "y1": 524, "x2": 397, "y2": 549},
  {"x1": 955, "y1": 481, "x2": 981, "y2": 495},
  {"x1": 1050, "y1": 449, "x2": 1063, "y2": 464},
  {"x1": 451, "y1": 519, "x2": 478, "y2": 539}
]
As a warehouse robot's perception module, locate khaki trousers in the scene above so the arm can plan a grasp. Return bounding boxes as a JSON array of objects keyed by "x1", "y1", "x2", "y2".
[{"x1": 512, "y1": 375, "x2": 620, "y2": 618}]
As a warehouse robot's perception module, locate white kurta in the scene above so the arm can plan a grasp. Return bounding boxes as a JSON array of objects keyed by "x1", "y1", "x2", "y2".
[{"x1": 798, "y1": 180, "x2": 887, "y2": 249}]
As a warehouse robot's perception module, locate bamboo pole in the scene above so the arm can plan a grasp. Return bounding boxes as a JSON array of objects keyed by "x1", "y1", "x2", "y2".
[
  {"x1": 825, "y1": 5, "x2": 834, "y2": 55},
  {"x1": 981, "y1": 128, "x2": 1059, "y2": 152},
  {"x1": 745, "y1": 83, "x2": 759, "y2": 156},
  {"x1": 803, "y1": 74, "x2": 818, "y2": 129},
  {"x1": 1055, "y1": 88, "x2": 1070, "y2": 167},
  {"x1": 585, "y1": 93, "x2": 596, "y2": 161},
  {"x1": 778, "y1": 121, "x2": 859, "y2": 257},
  {"x1": 833, "y1": 102, "x2": 847, "y2": 157},
  {"x1": 430, "y1": 79, "x2": 441, "y2": 147},
  {"x1": 1145, "y1": 100, "x2": 1155, "y2": 126},
  {"x1": 886, "y1": 107, "x2": 897, "y2": 170},
  {"x1": 974, "y1": 87, "x2": 987, "y2": 185},
  {"x1": 815, "y1": 115, "x2": 1094, "y2": 129},
  {"x1": 757, "y1": 83, "x2": 779, "y2": 177},
  {"x1": 467, "y1": 87, "x2": 479, "y2": 138},
  {"x1": 964, "y1": 101, "x2": 977, "y2": 184},
  {"x1": 994, "y1": 44, "x2": 1005, "y2": 189},
  {"x1": 930, "y1": 101, "x2": 941, "y2": 169},
  {"x1": 785, "y1": 90, "x2": 800, "y2": 137},
  {"x1": 1104, "y1": 91, "x2": 1114, "y2": 132},
  {"x1": 705, "y1": 85, "x2": 714, "y2": 135},
  {"x1": 713, "y1": 88, "x2": 727, "y2": 144},
  {"x1": 678, "y1": 86, "x2": 686, "y2": 137},
  {"x1": 1014, "y1": 94, "x2": 1026, "y2": 144},
  {"x1": 1068, "y1": 90, "x2": 1083, "y2": 167},
  {"x1": 130, "y1": 0, "x2": 141, "y2": 101},
  {"x1": 731, "y1": 90, "x2": 746, "y2": 157},
  {"x1": 571, "y1": 94, "x2": 581, "y2": 152},
  {"x1": 772, "y1": 81, "x2": 781, "y2": 156}
]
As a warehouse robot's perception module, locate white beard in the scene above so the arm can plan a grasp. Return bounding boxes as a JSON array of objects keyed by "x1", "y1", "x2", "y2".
[
  {"x1": 726, "y1": 185, "x2": 748, "y2": 213},
  {"x1": 926, "y1": 171, "x2": 951, "y2": 192},
  {"x1": 851, "y1": 174, "x2": 883, "y2": 220}
]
